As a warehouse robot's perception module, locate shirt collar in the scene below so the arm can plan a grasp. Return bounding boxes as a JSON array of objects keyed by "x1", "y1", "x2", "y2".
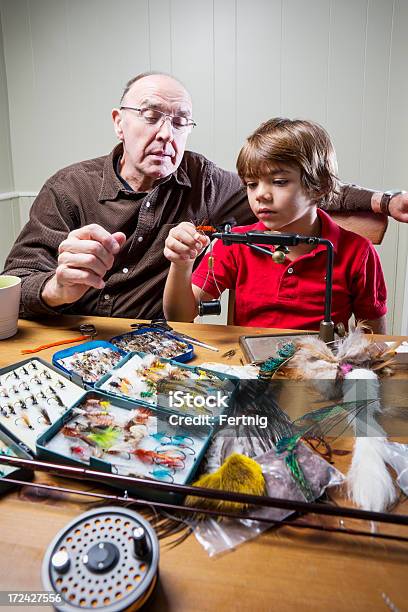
[
  {"x1": 98, "y1": 143, "x2": 191, "y2": 203},
  {"x1": 250, "y1": 209, "x2": 340, "y2": 254},
  {"x1": 315, "y1": 208, "x2": 340, "y2": 254},
  {"x1": 99, "y1": 143, "x2": 127, "y2": 202}
]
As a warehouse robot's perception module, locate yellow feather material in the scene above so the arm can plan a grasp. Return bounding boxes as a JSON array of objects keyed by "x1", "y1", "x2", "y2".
[{"x1": 186, "y1": 453, "x2": 265, "y2": 512}]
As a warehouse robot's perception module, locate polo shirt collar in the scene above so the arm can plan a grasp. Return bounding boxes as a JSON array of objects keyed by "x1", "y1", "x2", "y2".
[
  {"x1": 251, "y1": 208, "x2": 340, "y2": 254},
  {"x1": 315, "y1": 208, "x2": 340, "y2": 254},
  {"x1": 98, "y1": 143, "x2": 191, "y2": 203}
]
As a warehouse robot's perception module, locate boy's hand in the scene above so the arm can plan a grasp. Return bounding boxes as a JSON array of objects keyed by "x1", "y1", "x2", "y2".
[{"x1": 164, "y1": 222, "x2": 210, "y2": 264}]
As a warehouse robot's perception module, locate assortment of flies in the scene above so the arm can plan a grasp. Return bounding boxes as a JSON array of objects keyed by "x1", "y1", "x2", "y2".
[
  {"x1": 110, "y1": 329, "x2": 193, "y2": 361},
  {"x1": 39, "y1": 393, "x2": 211, "y2": 485},
  {"x1": 0, "y1": 359, "x2": 84, "y2": 452},
  {"x1": 97, "y1": 354, "x2": 236, "y2": 416},
  {"x1": 53, "y1": 341, "x2": 126, "y2": 385}
]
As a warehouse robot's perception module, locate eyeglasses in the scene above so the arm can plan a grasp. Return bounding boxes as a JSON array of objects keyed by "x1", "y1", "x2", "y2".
[{"x1": 120, "y1": 106, "x2": 197, "y2": 131}]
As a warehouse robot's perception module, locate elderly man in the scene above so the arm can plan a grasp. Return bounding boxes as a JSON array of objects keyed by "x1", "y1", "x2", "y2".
[{"x1": 3, "y1": 72, "x2": 407, "y2": 320}]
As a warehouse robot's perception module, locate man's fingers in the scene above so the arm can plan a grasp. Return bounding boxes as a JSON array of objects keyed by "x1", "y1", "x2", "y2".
[
  {"x1": 58, "y1": 238, "x2": 115, "y2": 269},
  {"x1": 111, "y1": 232, "x2": 127, "y2": 250},
  {"x1": 58, "y1": 251, "x2": 110, "y2": 278},
  {"x1": 69, "y1": 224, "x2": 122, "y2": 254},
  {"x1": 55, "y1": 265, "x2": 105, "y2": 289}
]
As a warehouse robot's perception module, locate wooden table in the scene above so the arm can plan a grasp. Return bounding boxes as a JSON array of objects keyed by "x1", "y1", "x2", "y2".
[{"x1": 0, "y1": 316, "x2": 407, "y2": 612}]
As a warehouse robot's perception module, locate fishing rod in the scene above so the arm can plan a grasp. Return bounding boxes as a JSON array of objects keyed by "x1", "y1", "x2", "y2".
[
  {"x1": 2, "y1": 475, "x2": 408, "y2": 544},
  {"x1": 1, "y1": 454, "x2": 408, "y2": 527}
]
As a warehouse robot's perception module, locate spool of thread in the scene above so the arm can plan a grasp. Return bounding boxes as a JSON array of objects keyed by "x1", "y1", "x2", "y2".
[
  {"x1": 42, "y1": 506, "x2": 159, "y2": 611},
  {"x1": 198, "y1": 300, "x2": 222, "y2": 316}
]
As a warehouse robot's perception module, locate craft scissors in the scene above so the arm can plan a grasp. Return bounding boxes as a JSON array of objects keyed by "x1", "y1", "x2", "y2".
[{"x1": 130, "y1": 319, "x2": 219, "y2": 352}]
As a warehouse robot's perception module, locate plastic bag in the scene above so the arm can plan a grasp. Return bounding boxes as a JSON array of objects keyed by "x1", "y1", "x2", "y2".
[
  {"x1": 383, "y1": 440, "x2": 408, "y2": 495},
  {"x1": 194, "y1": 437, "x2": 344, "y2": 556}
]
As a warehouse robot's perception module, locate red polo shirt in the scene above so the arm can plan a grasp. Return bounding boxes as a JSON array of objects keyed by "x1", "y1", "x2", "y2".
[{"x1": 191, "y1": 208, "x2": 387, "y2": 330}]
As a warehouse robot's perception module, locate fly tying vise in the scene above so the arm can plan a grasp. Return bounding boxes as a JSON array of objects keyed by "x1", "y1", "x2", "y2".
[{"x1": 195, "y1": 222, "x2": 291, "y2": 319}]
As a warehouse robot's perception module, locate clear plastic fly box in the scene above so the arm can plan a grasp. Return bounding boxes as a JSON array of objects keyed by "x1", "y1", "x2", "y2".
[
  {"x1": 94, "y1": 352, "x2": 239, "y2": 422},
  {"x1": 110, "y1": 326, "x2": 195, "y2": 362},
  {"x1": 0, "y1": 357, "x2": 86, "y2": 456},
  {"x1": 52, "y1": 340, "x2": 128, "y2": 388},
  {"x1": 36, "y1": 389, "x2": 213, "y2": 503}
]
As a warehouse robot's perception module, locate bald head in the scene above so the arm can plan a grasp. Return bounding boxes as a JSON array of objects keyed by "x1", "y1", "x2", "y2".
[{"x1": 121, "y1": 72, "x2": 192, "y2": 107}]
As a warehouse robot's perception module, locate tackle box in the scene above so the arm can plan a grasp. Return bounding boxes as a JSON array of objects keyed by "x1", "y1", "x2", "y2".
[
  {"x1": 110, "y1": 327, "x2": 194, "y2": 362},
  {"x1": 94, "y1": 352, "x2": 239, "y2": 420},
  {"x1": 36, "y1": 390, "x2": 213, "y2": 503},
  {"x1": 52, "y1": 340, "x2": 128, "y2": 387},
  {"x1": 0, "y1": 357, "x2": 85, "y2": 455},
  {"x1": 0, "y1": 427, "x2": 33, "y2": 495}
]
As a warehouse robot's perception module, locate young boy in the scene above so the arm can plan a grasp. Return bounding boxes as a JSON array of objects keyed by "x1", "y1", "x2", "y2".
[{"x1": 163, "y1": 118, "x2": 387, "y2": 333}]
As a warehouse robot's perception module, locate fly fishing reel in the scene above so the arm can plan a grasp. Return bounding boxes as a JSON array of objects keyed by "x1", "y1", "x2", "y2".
[{"x1": 42, "y1": 506, "x2": 159, "y2": 611}]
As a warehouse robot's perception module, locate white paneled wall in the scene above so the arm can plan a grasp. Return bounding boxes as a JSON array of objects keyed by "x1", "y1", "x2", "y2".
[
  {"x1": 0, "y1": 199, "x2": 20, "y2": 269},
  {"x1": 0, "y1": 10, "x2": 13, "y2": 193},
  {"x1": 0, "y1": 0, "x2": 407, "y2": 332}
]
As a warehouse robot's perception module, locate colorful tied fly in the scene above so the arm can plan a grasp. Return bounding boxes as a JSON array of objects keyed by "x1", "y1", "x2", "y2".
[{"x1": 150, "y1": 432, "x2": 195, "y2": 455}]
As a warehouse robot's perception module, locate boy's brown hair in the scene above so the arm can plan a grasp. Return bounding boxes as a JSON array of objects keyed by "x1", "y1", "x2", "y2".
[{"x1": 236, "y1": 118, "x2": 339, "y2": 206}]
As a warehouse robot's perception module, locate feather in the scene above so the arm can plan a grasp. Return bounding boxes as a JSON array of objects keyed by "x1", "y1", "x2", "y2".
[
  {"x1": 281, "y1": 336, "x2": 337, "y2": 381},
  {"x1": 186, "y1": 453, "x2": 265, "y2": 512},
  {"x1": 216, "y1": 380, "x2": 294, "y2": 453},
  {"x1": 87, "y1": 427, "x2": 121, "y2": 449},
  {"x1": 276, "y1": 328, "x2": 398, "y2": 512},
  {"x1": 281, "y1": 326, "x2": 394, "y2": 381},
  {"x1": 344, "y1": 368, "x2": 397, "y2": 512},
  {"x1": 336, "y1": 326, "x2": 394, "y2": 373},
  {"x1": 280, "y1": 327, "x2": 395, "y2": 403},
  {"x1": 347, "y1": 437, "x2": 397, "y2": 512}
]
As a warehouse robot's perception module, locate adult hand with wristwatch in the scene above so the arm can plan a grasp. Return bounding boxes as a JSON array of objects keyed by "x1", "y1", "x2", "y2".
[{"x1": 372, "y1": 190, "x2": 408, "y2": 222}]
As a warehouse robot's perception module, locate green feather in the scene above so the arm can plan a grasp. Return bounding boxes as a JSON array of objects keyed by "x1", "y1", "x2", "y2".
[{"x1": 88, "y1": 427, "x2": 121, "y2": 449}]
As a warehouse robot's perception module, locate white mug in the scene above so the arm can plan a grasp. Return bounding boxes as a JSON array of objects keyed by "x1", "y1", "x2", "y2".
[{"x1": 0, "y1": 275, "x2": 21, "y2": 340}]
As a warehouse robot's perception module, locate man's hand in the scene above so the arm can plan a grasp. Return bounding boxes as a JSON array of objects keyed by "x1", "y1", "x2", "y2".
[
  {"x1": 41, "y1": 224, "x2": 127, "y2": 308},
  {"x1": 388, "y1": 192, "x2": 408, "y2": 222},
  {"x1": 372, "y1": 191, "x2": 408, "y2": 222},
  {"x1": 164, "y1": 222, "x2": 209, "y2": 265}
]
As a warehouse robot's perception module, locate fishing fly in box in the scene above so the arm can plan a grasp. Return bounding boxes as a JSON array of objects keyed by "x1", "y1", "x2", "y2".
[
  {"x1": 0, "y1": 358, "x2": 85, "y2": 455},
  {"x1": 110, "y1": 327, "x2": 194, "y2": 362},
  {"x1": 36, "y1": 390, "x2": 213, "y2": 502},
  {"x1": 52, "y1": 340, "x2": 127, "y2": 387},
  {"x1": 95, "y1": 352, "x2": 238, "y2": 419}
]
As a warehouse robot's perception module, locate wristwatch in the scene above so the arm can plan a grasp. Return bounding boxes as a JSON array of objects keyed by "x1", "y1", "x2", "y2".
[{"x1": 380, "y1": 190, "x2": 403, "y2": 216}]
